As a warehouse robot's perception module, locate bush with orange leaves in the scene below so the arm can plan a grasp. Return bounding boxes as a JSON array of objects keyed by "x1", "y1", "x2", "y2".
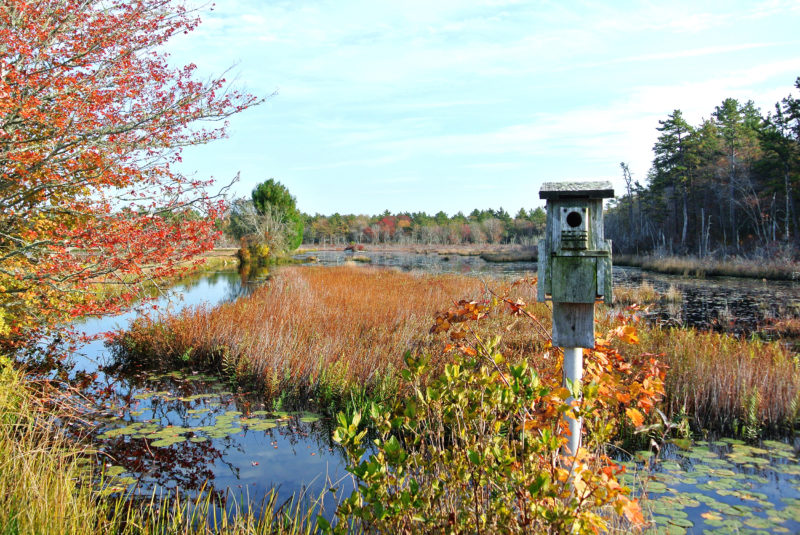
[{"x1": 327, "y1": 287, "x2": 667, "y2": 534}]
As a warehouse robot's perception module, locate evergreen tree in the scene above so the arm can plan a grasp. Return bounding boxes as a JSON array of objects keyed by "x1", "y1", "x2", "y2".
[{"x1": 251, "y1": 179, "x2": 303, "y2": 251}]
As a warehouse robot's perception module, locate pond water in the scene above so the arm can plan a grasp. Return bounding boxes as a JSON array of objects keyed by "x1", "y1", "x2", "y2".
[
  {"x1": 68, "y1": 253, "x2": 800, "y2": 529},
  {"x1": 71, "y1": 271, "x2": 353, "y2": 519},
  {"x1": 623, "y1": 439, "x2": 800, "y2": 534}
]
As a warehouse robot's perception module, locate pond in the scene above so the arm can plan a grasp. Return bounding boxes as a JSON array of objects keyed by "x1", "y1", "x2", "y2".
[
  {"x1": 67, "y1": 253, "x2": 800, "y2": 529},
  {"x1": 71, "y1": 271, "x2": 353, "y2": 519},
  {"x1": 623, "y1": 439, "x2": 800, "y2": 534}
]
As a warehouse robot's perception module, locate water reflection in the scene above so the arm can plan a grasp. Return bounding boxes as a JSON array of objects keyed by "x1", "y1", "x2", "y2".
[
  {"x1": 63, "y1": 270, "x2": 351, "y2": 518},
  {"x1": 90, "y1": 368, "x2": 353, "y2": 515},
  {"x1": 59, "y1": 258, "x2": 799, "y2": 522}
]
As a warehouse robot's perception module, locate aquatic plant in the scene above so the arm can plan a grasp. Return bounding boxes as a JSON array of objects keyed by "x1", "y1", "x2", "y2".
[
  {"x1": 635, "y1": 326, "x2": 800, "y2": 433},
  {"x1": 613, "y1": 281, "x2": 683, "y2": 306},
  {"x1": 614, "y1": 254, "x2": 800, "y2": 281},
  {"x1": 0, "y1": 355, "x2": 343, "y2": 534}
]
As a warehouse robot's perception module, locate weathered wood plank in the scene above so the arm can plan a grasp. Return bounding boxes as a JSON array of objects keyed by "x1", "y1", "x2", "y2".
[{"x1": 551, "y1": 302, "x2": 595, "y2": 348}]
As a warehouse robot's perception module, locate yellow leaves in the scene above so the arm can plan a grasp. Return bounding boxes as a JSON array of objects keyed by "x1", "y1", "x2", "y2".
[
  {"x1": 552, "y1": 387, "x2": 572, "y2": 400},
  {"x1": 625, "y1": 407, "x2": 645, "y2": 427},
  {"x1": 0, "y1": 308, "x2": 8, "y2": 337}
]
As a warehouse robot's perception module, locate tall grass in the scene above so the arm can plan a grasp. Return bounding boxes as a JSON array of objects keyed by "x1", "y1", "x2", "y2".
[
  {"x1": 614, "y1": 254, "x2": 800, "y2": 280},
  {"x1": 634, "y1": 327, "x2": 800, "y2": 433},
  {"x1": 0, "y1": 355, "x2": 110, "y2": 534},
  {"x1": 115, "y1": 266, "x2": 500, "y2": 408},
  {"x1": 613, "y1": 281, "x2": 681, "y2": 305},
  {"x1": 0, "y1": 355, "x2": 337, "y2": 534},
  {"x1": 116, "y1": 264, "x2": 800, "y2": 434}
]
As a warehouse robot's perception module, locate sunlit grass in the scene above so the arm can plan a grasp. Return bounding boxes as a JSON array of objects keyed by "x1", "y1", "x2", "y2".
[
  {"x1": 633, "y1": 327, "x2": 800, "y2": 433},
  {"x1": 615, "y1": 254, "x2": 800, "y2": 280},
  {"x1": 116, "y1": 264, "x2": 800, "y2": 434},
  {"x1": 115, "y1": 266, "x2": 498, "y2": 406},
  {"x1": 613, "y1": 281, "x2": 682, "y2": 305}
]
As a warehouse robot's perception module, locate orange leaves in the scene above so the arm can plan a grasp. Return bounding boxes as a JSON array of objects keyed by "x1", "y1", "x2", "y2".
[
  {"x1": 611, "y1": 324, "x2": 640, "y2": 344},
  {"x1": 1, "y1": 0, "x2": 260, "y2": 347},
  {"x1": 625, "y1": 407, "x2": 645, "y2": 427},
  {"x1": 430, "y1": 300, "x2": 488, "y2": 334},
  {"x1": 618, "y1": 497, "x2": 645, "y2": 526}
]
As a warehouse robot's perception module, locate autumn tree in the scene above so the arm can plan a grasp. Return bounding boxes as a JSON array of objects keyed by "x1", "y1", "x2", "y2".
[{"x1": 0, "y1": 0, "x2": 259, "y2": 350}]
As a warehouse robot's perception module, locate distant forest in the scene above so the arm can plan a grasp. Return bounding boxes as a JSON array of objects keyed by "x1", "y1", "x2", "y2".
[
  {"x1": 605, "y1": 76, "x2": 800, "y2": 257},
  {"x1": 299, "y1": 207, "x2": 546, "y2": 246}
]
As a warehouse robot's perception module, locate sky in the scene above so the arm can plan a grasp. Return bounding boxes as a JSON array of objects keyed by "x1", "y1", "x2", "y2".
[{"x1": 167, "y1": 0, "x2": 800, "y2": 216}]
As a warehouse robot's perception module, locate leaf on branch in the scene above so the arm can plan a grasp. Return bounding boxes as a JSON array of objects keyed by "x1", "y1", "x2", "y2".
[{"x1": 625, "y1": 407, "x2": 645, "y2": 427}]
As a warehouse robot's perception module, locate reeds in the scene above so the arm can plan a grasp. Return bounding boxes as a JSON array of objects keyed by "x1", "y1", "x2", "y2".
[
  {"x1": 115, "y1": 266, "x2": 496, "y2": 407},
  {"x1": 116, "y1": 264, "x2": 800, "y2": 434},
  {"x1": 613, "y1": 281, "x2": 682, "y2": 305},
  {"x1": 634, "y1": 327, "x2": 800, "y2": 433},
  {"x1": 0, "y1": 356, "x2": 109, "y2": 534}
]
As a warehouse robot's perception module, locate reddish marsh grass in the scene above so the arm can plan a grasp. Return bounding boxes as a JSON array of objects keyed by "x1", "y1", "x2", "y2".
[
  {"x1": 116, "y1": 266, "x2": 504, "y2": 403},
  {"x1": 636, "y1": 327, "x2": 800, "y2": 432},
  {"x1": 116, "y1": 264, "x2": 799, "y2": 433}
]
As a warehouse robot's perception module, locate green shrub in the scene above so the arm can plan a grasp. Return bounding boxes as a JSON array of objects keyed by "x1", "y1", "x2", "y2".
[{"x1": 326, "y1": 314, "x2": 662, "y2": 534}]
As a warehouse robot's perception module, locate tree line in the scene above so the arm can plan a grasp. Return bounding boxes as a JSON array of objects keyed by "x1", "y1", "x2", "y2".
[
  {"x1": 301, "y1": 208, "x2": 548, "y2": 246},
  {"x1": 605, "y1": 77, "x2": 800, "y2": 257},
  {"x1": 221, "y1": 203, "x2": 547, "y2": 248}
]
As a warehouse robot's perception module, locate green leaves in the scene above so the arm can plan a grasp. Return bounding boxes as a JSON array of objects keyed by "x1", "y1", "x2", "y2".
[{"x1": 329, "y1": 339, "x2": 648, "y2": 534}]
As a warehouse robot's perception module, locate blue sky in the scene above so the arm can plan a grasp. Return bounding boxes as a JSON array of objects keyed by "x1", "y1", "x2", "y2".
[{"x1": 169, "y1": 0, "x2": 800, "y2": 216}]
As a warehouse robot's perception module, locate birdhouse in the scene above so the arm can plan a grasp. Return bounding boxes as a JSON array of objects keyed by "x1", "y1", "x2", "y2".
[{"x1": 537, "y1": 181, "x2": 614, "y2": 306}]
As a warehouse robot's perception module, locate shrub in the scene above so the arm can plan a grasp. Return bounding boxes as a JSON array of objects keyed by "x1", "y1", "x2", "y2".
[{"x1": 326, "y1": 301, "x2": 665, "y2": 534}]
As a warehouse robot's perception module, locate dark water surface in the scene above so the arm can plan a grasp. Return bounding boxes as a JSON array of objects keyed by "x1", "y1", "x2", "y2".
[{"x1": 70, "y1": 252, "x2": 800, "y2": 529}]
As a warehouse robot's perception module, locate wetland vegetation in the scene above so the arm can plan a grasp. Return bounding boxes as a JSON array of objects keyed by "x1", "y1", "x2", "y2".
[
  {"x1": 107, "y1": 262, "x2": 800, "y2": 533},
  {"x1": 2, "y1": 1, "x2": 800, "y2": 532}
]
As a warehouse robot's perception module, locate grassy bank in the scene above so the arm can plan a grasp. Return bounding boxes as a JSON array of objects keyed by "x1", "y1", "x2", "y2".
[
  {"x1": 0, "y1": 355, "x2": 107, "y2": 533},
  {"x1": 615, "y1": 254, "x2": 800, "y2": 281}
]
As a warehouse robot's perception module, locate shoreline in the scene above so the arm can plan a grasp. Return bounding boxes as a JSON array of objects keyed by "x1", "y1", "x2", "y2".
[{"x1": 614, "y1": 253, "x2": 800, "y2": 282}]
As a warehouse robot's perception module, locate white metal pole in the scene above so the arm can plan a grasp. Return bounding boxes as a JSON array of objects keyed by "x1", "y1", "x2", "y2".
[{"x1": 563, "y1": 347, "x2": 583, "y2": 456}]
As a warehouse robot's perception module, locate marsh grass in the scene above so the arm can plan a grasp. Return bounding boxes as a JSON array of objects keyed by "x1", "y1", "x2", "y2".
[
  {"x1": 632, "y1": 327, "x2": 800, "y2": 433},
  {"x1": 114, "y1": 266, "x2": 552, "y2": 410},
  {"x1": 0, "y1": 356, "x2": 109, "y2": 534},
  {"x1": 116, "y1": 264, "x2": 800, "y2": 435},
  {"x1": 615, "y1": 254, "x2": 800, "y2": 280},
  {"x1": 613, "y1": 282, "x2": 682, "y2": 306}
]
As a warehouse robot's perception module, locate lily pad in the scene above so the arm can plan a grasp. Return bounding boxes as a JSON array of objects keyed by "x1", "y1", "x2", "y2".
[{"x1": 150, "y1": 436, "x2": 187, "y2": 447}]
